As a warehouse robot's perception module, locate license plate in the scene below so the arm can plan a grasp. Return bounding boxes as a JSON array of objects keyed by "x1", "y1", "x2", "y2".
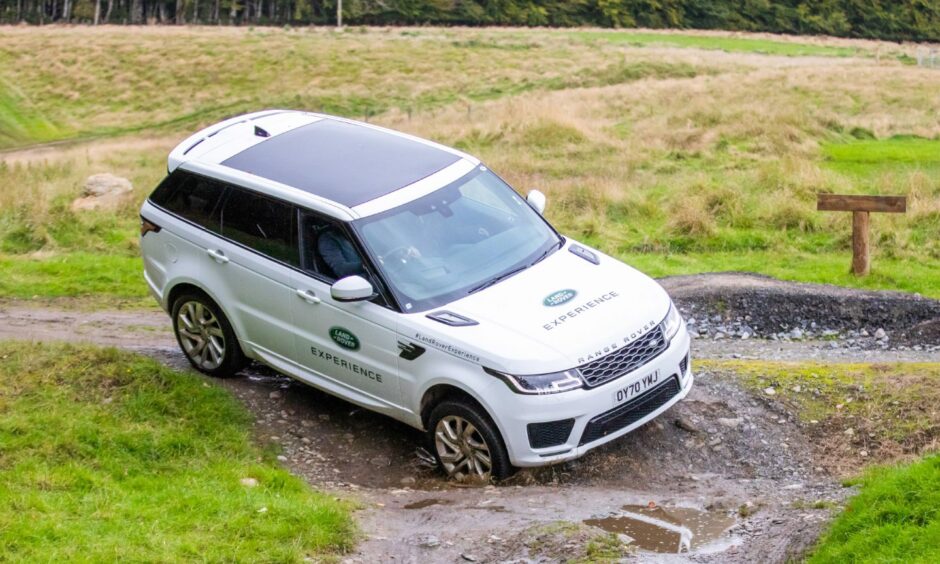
[{"x1": 612, "y1": 370, "x2": 661, "y2": 406}]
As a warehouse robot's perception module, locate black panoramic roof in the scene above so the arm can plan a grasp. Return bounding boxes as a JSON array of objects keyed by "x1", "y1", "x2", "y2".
[{"x1": 222, "y1": 119, "x2": 461, "y2": 207}]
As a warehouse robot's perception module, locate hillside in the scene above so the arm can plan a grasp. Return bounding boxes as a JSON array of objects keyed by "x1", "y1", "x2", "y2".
[{"x1": 0, "y1": 26, "x2": 938, "y2": 301}]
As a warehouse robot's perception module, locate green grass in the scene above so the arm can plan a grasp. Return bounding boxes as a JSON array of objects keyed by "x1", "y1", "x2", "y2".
[
  {"x1": 0, "y1": 78, "x2": 63, "y2": 148},
  {"x1": 809, "y1": 455, "x2": 940, "y2": 563},
  {"x1": 622, "y1": 251, "x2": 940, "y2": 298},
  {"x1": 520, "y1": 521, "x2": 632, "y2": 562},
  {"x1": 0, "y1": 253, "x2": 149, "y2": 303},
  {"x1": 0, "y1": 341, "x2": 355, "y2": 561},
  {"x1": 823, "y1": 136, "x2": 940, "y2": 190},
  {"x1": 825, "y1": 136, "x2": 940, "y2": 165},
  {"x1": 570, "y1": 30, "x2": 868, "y2": 57}
]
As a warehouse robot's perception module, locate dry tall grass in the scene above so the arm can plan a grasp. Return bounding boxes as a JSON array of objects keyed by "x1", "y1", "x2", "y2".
[
  {"x1": 380, "y1": 59, "x2": 940, "y2": 259},
  {"x1": 0, "y1": 26, "x2": 937, "y2": 295}
]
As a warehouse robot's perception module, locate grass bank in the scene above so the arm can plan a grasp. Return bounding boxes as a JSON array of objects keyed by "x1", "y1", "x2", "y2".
[
  {"x1": 0, "y1": 341, "x2": 355, "y2": 561},
  {"x1": 809, "y1": 455, "x2": 940, "y2": 563},
  {"x1": 706, "y1": 360, "x2": 940, "y2": 560},
  {"x1": 701, "y1": 360, "x2": 940, "y2": 474}
]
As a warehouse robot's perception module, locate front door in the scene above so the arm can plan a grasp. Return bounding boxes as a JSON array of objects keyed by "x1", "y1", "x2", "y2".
[{"x1": 289, "y1": 210, "x2": 403, "y2": 417}]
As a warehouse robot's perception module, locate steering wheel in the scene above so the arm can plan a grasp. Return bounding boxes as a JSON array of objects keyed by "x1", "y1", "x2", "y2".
[{"x1": 380, "y1": 246, "x2": 416, "y2": 270}]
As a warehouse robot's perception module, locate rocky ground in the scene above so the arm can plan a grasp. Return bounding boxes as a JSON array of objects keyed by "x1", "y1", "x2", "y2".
[
  {"x1": 663, "y1": 273, "x2": 940, "y2": 351},
  {"x1": 1, "y1": 273, "x2": 938, "y2": 563}
]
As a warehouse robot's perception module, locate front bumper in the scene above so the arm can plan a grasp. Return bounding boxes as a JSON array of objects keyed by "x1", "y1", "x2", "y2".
[{"x1": 493, "y1": 325, "x2": 693, "y2": 467}]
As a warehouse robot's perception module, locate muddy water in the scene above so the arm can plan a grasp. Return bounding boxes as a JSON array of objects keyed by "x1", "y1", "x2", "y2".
[
  {"x1": 585, "y1": 504, "x2": 736, "y2": 554},
  {"x1": 403, "y1": 498, "x2": 452, "y2": 510}
]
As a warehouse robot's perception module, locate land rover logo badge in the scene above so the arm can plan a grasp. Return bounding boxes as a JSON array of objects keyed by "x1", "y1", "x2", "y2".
[
  {"x1": 329, "y1": 327, "x2": 360, "y2": 351},
  {"x1": 543, "y1": 289, "x2": 577, "y2": 307}
]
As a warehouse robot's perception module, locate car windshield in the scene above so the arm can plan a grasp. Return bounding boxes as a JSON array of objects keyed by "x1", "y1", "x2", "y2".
[{"x1": 354, "y1": 166, "x2": 561, "y2": 312}]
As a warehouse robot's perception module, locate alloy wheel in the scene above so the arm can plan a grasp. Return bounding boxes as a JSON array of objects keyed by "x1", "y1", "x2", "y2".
[
  {"x1": 176, "y1": 301, "x2": 226, "y2": 370},
  {"x1": 434, "y1": 415, "x2": 493, "y2": 481}
]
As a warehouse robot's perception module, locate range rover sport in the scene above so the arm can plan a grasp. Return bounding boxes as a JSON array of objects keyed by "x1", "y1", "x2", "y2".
[{"x1": 140, "y1": 110, "x2": 693, "y2": 481}]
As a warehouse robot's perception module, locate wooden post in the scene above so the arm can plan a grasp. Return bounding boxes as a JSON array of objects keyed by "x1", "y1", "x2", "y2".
[
  {"x1": 852, "y1": 211, "x2": 870, "y2": 276},
  {"x1": 817, "y1": 194, "x2": 906, "y2": 277}
]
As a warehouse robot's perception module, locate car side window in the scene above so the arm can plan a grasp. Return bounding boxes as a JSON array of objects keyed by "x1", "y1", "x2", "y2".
[
  {"x1": 299, "y1": 211, "x2": 392, "y2": 308},
  {"x1": 149, "y1": 171, "x2": 225, "y2": 232},
  {"x1": 220, "y1": 187, "x2": 299, "y2": 266},
  {"x1": 299, "y1": 212, "x2": 365, "y2": 282}
]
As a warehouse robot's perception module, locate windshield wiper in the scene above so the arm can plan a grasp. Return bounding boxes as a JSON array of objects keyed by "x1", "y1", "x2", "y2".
[
  {"x1": 467, "y1": 239, "x2": 563, "y2": 295},
  {"x1": 467, "y1": 264, "x2": 528, "y2": 295},
  {"x1": 528, "y1": 238, "x2": 564, "y2": 268}
]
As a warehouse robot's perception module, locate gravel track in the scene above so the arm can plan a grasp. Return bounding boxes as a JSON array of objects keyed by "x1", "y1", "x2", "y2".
[{"x1": 2, "y1": 273, "x2": 938, "y2": 562}]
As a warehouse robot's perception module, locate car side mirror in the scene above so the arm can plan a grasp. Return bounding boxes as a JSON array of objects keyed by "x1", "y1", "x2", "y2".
[
  {"x1": 331, "y1": 275, "x2": 375, "y2": 302},
  {"x1": 527, "y1": 190, "x2": 547, "y2": 214}
]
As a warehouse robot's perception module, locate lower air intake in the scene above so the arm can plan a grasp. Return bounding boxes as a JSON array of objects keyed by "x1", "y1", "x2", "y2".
[
  {"x1": 527, "y1": 418, "x2": 575, "y2": 449},
  {"x1": 579, "y1": 376, "x2": 681, "y2": 446}
]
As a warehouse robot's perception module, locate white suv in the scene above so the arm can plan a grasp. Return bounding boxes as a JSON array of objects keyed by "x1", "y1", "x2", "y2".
[{"x1": 140, "y1": 110, "x2": 693, "y2": 481}]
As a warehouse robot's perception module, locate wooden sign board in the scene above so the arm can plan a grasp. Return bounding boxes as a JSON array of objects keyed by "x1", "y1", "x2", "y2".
[
  {"x1": 817, "y1": 194, "x2": 906, "y2": 213},
  {"x1": 816, "y1": 194, "x2": 907, "y2": 277}
]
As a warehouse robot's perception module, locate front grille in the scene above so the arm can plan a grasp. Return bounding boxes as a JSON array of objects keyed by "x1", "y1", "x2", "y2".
[
  {"x1": 578, "y1": 326, "x2": 668, "y2": 388},
  {"x1": 679, "y1": 352, "x2": 689, "y2": 375},
  {"x1": 527, "y1": 419, "x2": 575, "y2": 449},
  {"x1": 579, "y1": 376, "x2": 681, "y2": 445}
]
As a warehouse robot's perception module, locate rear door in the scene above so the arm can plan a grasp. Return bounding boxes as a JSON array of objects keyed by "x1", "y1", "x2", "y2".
[
  {"x1": 214, "y1": 186, "x2": 299, "y2": 363},
  {"x1": 144, "y1": 170, "x2": 229, "y2": 307}
]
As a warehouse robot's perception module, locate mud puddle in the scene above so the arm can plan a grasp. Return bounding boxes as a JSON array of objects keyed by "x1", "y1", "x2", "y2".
[
  {"x1": 404, "y1": 498, "x2": 453, "y2": 510},
  {"x1": 585, "y1": 504, "x2": 737, "y2": 554}
]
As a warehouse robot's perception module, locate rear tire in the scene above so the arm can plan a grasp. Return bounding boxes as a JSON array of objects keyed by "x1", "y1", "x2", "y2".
[
  {"x1": 171, "y1": 291, "x2": 246, "y2": 378},
  {"x1": 427, "y1": 399, "x2": 513, "y2": 482}
]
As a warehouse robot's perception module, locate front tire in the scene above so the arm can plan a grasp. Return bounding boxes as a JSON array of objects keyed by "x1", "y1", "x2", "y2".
[
  {"x1": 171, "y1": 291, "x2": 245, "y2": 378},
  {"x1": 427, "y1": 399, "x2": 513, "y2": 482}
]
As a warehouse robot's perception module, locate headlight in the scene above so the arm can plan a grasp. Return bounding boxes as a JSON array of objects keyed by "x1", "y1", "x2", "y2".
[
  {"x1": 661, "y1": 301, "x2": 682, "y2": 341},
  {"x1": 484, "y1": 367, "x2": 583, "y2": 394}
]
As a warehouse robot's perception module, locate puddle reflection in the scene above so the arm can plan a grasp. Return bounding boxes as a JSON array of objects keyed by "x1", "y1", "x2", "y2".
[{"x1": 584, "y1": 504, "x2": 735, "y2": 553}]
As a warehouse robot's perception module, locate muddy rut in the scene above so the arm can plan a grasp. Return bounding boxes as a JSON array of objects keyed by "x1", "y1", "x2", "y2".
[{"x1": 3, "y1": 276, "x2": 939, "y2": 563}]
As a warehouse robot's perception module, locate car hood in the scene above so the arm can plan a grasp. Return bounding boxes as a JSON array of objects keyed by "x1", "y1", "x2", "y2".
[{"x1": 404, "y1": 241, "x2": 672, "y2": 375}]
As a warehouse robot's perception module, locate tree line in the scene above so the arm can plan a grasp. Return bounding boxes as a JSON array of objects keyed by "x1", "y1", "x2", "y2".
[{"x1": 2, "y1": 1, "x2": 938, "y2": 42}]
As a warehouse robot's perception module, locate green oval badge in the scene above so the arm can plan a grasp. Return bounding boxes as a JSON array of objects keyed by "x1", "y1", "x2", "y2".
[
  {"x1": 543, "y1": 289, "x2": 577, "y2": 307},
  {"x1": 329, "y1": 327, "x2": 360, "y2": 351}
]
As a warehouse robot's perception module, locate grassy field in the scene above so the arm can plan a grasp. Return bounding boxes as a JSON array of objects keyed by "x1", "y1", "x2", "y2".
[
  {"x1": 570, "y1": 29, "x2": 877, "y2": 57},
  {"x1": 0, "y1": 341, "x2": 354, "y2": 561},
  {"x1": 0, "y1": 26, "x2": 938, "y2": 302}
]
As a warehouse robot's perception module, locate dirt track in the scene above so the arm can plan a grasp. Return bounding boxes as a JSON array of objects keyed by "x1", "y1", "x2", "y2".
[{"x1": 2, "y1": 273, "x2": 938, "y2": 562}]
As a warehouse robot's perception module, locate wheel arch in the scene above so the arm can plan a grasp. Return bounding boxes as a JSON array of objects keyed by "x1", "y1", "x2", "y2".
[
  {"x1": 165, "y1": 280, "x2": 250, "y2": 357},
  {"x1": 420, "y1": 381, "x2": 515, "y2": 480},
  {"x1": 419, "y1": 383, "x2": 490, "y2": 431}
]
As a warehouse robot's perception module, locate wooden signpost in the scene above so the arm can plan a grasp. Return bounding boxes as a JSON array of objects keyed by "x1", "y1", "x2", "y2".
[{"x1": 817, "y1": 194, "x2": 907, "y2": 276}]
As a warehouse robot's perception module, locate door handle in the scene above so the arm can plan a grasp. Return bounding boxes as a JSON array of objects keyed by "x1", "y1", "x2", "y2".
[
  {"x1": 295, "y1": 289, "x2": 321, "y2": 305},
  {"x1": 206, "y1": 249, "x2": 229, "y2": 264}
]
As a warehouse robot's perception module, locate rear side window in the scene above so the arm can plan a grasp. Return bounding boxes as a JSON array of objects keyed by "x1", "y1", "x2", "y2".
[
  {"x1": 221, "y1": 188, "x2": 298, "y2": 266},
  {"x1": 149, "y1": 171, "x2": 225, "y2": 232}
]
